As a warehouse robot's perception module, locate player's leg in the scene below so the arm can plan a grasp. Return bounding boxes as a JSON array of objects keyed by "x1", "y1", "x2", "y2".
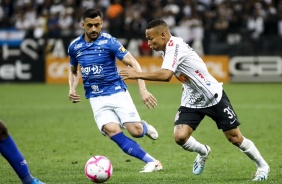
[
  {"x1": 114, "y1": 91, "x2": 161, "y2": 171},
  {"x1": 216, "y1": 91, "x2": 269, "y2": 180},
  {"x1": 174, "y1": 107, "x2": 211, "y2": 175},
  {"x1": 125, "y1": 120, "x2": 158, "y2": 140},
  {"x1": 116, "y1": 90, "x2": 158, "y2": 140},
  {"x1": 89, "y1": 94, "x2": 162, "y2": 172},
  {"x1": 104, "y1": 123, "x2": 162, "y2": 173},
  {"x1": 0, "y1": 120, "x2": 44, "y2": 184},
  {"x1": 224, "y1": 128, "x2": 270, "y2": 181}
]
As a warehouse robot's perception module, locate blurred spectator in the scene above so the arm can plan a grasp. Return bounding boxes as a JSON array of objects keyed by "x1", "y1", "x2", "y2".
[
  {"x1": 279, "y1": 11, "x2": 282, "y2": 37},
  {"x1": 227, "y1": 12, "x2": 242, "y2": 45},
  {"x1": 33, "y1": 10, "x2": 47, "y2": 39},
  {"x1": 139, "y1": 39, "x2": 152, "y2": 56},
  {"x1": 14, "y1": 10, "x2": 29, "y2": 31},
  {"x1": 163, "y1": 0, "x2": 180, "y2": 22},
  {"x1": 177, "y1": 12, "x2": 203, "y2": 44},
  {"x1": 263, "y1": 0, "x2": 278, "y2": 35},
  {"x1": 162, "y1": 10, "x2": 176, "y2": 28},
  {"x1": 130, "y1": 12, "x2": 147, "y2": 38},
  {"x1": 213, "y1": 2, "x2": 230, "y2": 42},
  {"x1": 124, "y1": 0, "x2": 138, "y2": 36},
  {"x1": 0, "y1": 0, "x2": 14, "y2": 28},
  {"x1": 81, "y1": 0, "x2": 95, "y2": 9},
  {"x1": 162, "y1": 0, "x2": 180, "y2": 28},
  {"x1": 106, "y1": 0, "x2": 124, "y2": 36},
  {"x1": 46, "y1": 12, "x2": 59, "y2": 37},
  {"x1": 247, "y1": 3, "x2": 264, "y2": 40},
  {"x1": 58, "y1": 8, "x2": 74, "y2": 36}
]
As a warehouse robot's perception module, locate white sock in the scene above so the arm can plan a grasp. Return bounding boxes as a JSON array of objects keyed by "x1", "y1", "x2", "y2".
[
  {"x1": 239, "y1": 137, "x2": 268, "y2": 169},
  {"x1": 181, "y1": 136, "x2": 208, "y2": 156},
  {"x1": 143, "y1": 153, "x2": 155, "y2": 162}
]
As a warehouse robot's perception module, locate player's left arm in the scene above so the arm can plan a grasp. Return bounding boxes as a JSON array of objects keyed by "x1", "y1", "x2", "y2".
[
  {"x1": 121, "y1": 53, "x2": 157, "y2": 109},
  {"x1": 120, "y1": 48, "x2": 174, "y2": 82},
  {"x1": 120, "y1": 66, "x2": 174, "y2": 82}
]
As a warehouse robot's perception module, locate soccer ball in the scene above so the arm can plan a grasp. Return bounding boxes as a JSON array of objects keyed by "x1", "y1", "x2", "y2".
[{"x1": 84, "y1": 155, "x2": 113, "y2": 183}]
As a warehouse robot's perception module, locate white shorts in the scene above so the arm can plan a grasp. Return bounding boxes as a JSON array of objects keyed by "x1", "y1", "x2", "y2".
[{"x1": 89, "y1": 90, "x2": 141, "y2": 134}]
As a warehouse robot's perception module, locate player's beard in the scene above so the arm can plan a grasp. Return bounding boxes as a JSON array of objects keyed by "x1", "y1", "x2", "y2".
[{"x1": 87, "y1": 31, "x2": 100, "y2": 42}]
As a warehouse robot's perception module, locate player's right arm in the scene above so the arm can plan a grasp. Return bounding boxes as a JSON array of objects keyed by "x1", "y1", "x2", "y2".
[
  {"x1": 68, "y1": 65, "x2": 80, "y2": 103},
  {"x1": 68, "y1": 41, "x2": 80, "y2": 103}
]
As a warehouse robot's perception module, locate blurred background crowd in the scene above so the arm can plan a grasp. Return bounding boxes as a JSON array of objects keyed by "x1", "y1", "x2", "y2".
[{"x1": 1, "y1": 0, "x2": 282, "y2": 56}]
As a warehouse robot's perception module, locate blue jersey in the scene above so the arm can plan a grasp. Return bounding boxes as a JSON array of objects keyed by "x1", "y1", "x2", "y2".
[{"x1": 68, "y1": 32, "x2": 128, "y2": 99}]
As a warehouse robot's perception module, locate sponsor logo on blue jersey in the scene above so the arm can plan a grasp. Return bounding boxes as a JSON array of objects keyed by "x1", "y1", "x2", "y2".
[
  {"x1": 81, "y1": 65, "x2": 103, "y2": 75},
  {"x1": 98, "y1": 40, "x2": 108, "y2": 45}
]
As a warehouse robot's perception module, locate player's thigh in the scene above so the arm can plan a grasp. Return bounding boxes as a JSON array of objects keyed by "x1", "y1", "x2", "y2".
[
  {"x1": 89, "y1": 96, "x2": 122, "y2": 135},
  {"x1": 174, "y1": 124, "x2": 194, "y2": 143},
  {"x1": 112, "y1": 90, "x2": 141, "y2": 123}
]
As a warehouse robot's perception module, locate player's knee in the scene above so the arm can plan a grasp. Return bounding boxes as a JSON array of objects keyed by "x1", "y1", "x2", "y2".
[
  {"x1": 125, "y1": 123, "x2": 143, "y2": 138},
  {"x1": 128, "y1": 129, "x2": 143, "y2": 138},
  {"x1": 102, "y1": 123, "x2": 121, "y2": 137},
  {"x1": 0, "y1": 120, "x2": 9, "y2": 140},
  {"x1": 174, "y1": 133, "x2": 187, "y2": 145},
  {"x1": 224, "y1": 128, "x2": 243, "y2": 147}
]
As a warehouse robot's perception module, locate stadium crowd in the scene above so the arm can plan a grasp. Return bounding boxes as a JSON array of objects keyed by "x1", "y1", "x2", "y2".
[{"x1": 1, "y1": 0, "x2": 282, "y2": 55}]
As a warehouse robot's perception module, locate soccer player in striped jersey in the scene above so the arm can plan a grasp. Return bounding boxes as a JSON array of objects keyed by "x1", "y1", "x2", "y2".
[
  {"x1": 119, "y1": 19, "x2": 270, "y2": 181},
  {"x1": 0, "y1": 119, "x2": 45, "y2": 184},
  {"x1": 68, "y1": 9, "x2": 162, "y2": 173}
]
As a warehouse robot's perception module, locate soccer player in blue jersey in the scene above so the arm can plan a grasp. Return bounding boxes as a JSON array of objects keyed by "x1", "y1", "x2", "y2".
[
  {"x1": 68, "y1": 8, "x2": 162, "y2": 173},
  {"x1": 0, "y1": 119, "x2": 45, "y2": 184}
]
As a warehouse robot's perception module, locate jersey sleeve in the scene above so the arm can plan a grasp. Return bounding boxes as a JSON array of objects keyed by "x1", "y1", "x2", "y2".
[
  {"x1": 68, "y1": 44, "x2": 78, "y2": 67},
  {"x1": 109, "y1": 37, "x2": 128, "y2": 61}
]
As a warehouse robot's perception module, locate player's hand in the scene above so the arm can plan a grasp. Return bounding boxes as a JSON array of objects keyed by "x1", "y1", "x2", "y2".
[
  {"x1": 119, "y1": 66, "x2": 137, "y2": 80},
  {"x1": 140, "y1": 90, "x2": 157, "y2": 109},
  {"x1": 69, "y1": 93, "x2": 81, "y2": 103}
]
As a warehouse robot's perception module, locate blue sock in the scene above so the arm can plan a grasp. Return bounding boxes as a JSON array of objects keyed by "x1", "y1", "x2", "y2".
[
  {"x1": 0, "y1": 135, "x2": 34, "y2": 184},
  {"x1": 140, "y1": 121, "x2": 148, "y2": 137},
  {"x1": 135, "y1": 121, "x2": 147, "y2": 138},
  {"x1": 111, "y1": 132, "x2": 154, "y2": 163}
]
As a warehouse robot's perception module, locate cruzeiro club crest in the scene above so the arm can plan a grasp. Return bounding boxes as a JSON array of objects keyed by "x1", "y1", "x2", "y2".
[{"x1": 91, "y1": 85, "x2": 99, "y2": 92}]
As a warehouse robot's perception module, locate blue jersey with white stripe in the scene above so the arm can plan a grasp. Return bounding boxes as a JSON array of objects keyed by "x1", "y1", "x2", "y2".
[{"x1": 68, "y1": 32, "x2": 128, "y2": 98}]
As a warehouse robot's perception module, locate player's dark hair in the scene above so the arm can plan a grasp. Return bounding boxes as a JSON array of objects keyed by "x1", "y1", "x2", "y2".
[
  {"x1": 146, "y1": 19, "x2": 168, "y2": 29},
  {"x1": 82, "y1": 9, "x2": 103, "y2": 20}
]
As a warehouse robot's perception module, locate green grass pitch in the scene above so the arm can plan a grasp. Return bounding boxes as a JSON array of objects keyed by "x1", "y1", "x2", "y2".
[{"x1": 0, "y1": 83, "x2": 281, "y2": 184}]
